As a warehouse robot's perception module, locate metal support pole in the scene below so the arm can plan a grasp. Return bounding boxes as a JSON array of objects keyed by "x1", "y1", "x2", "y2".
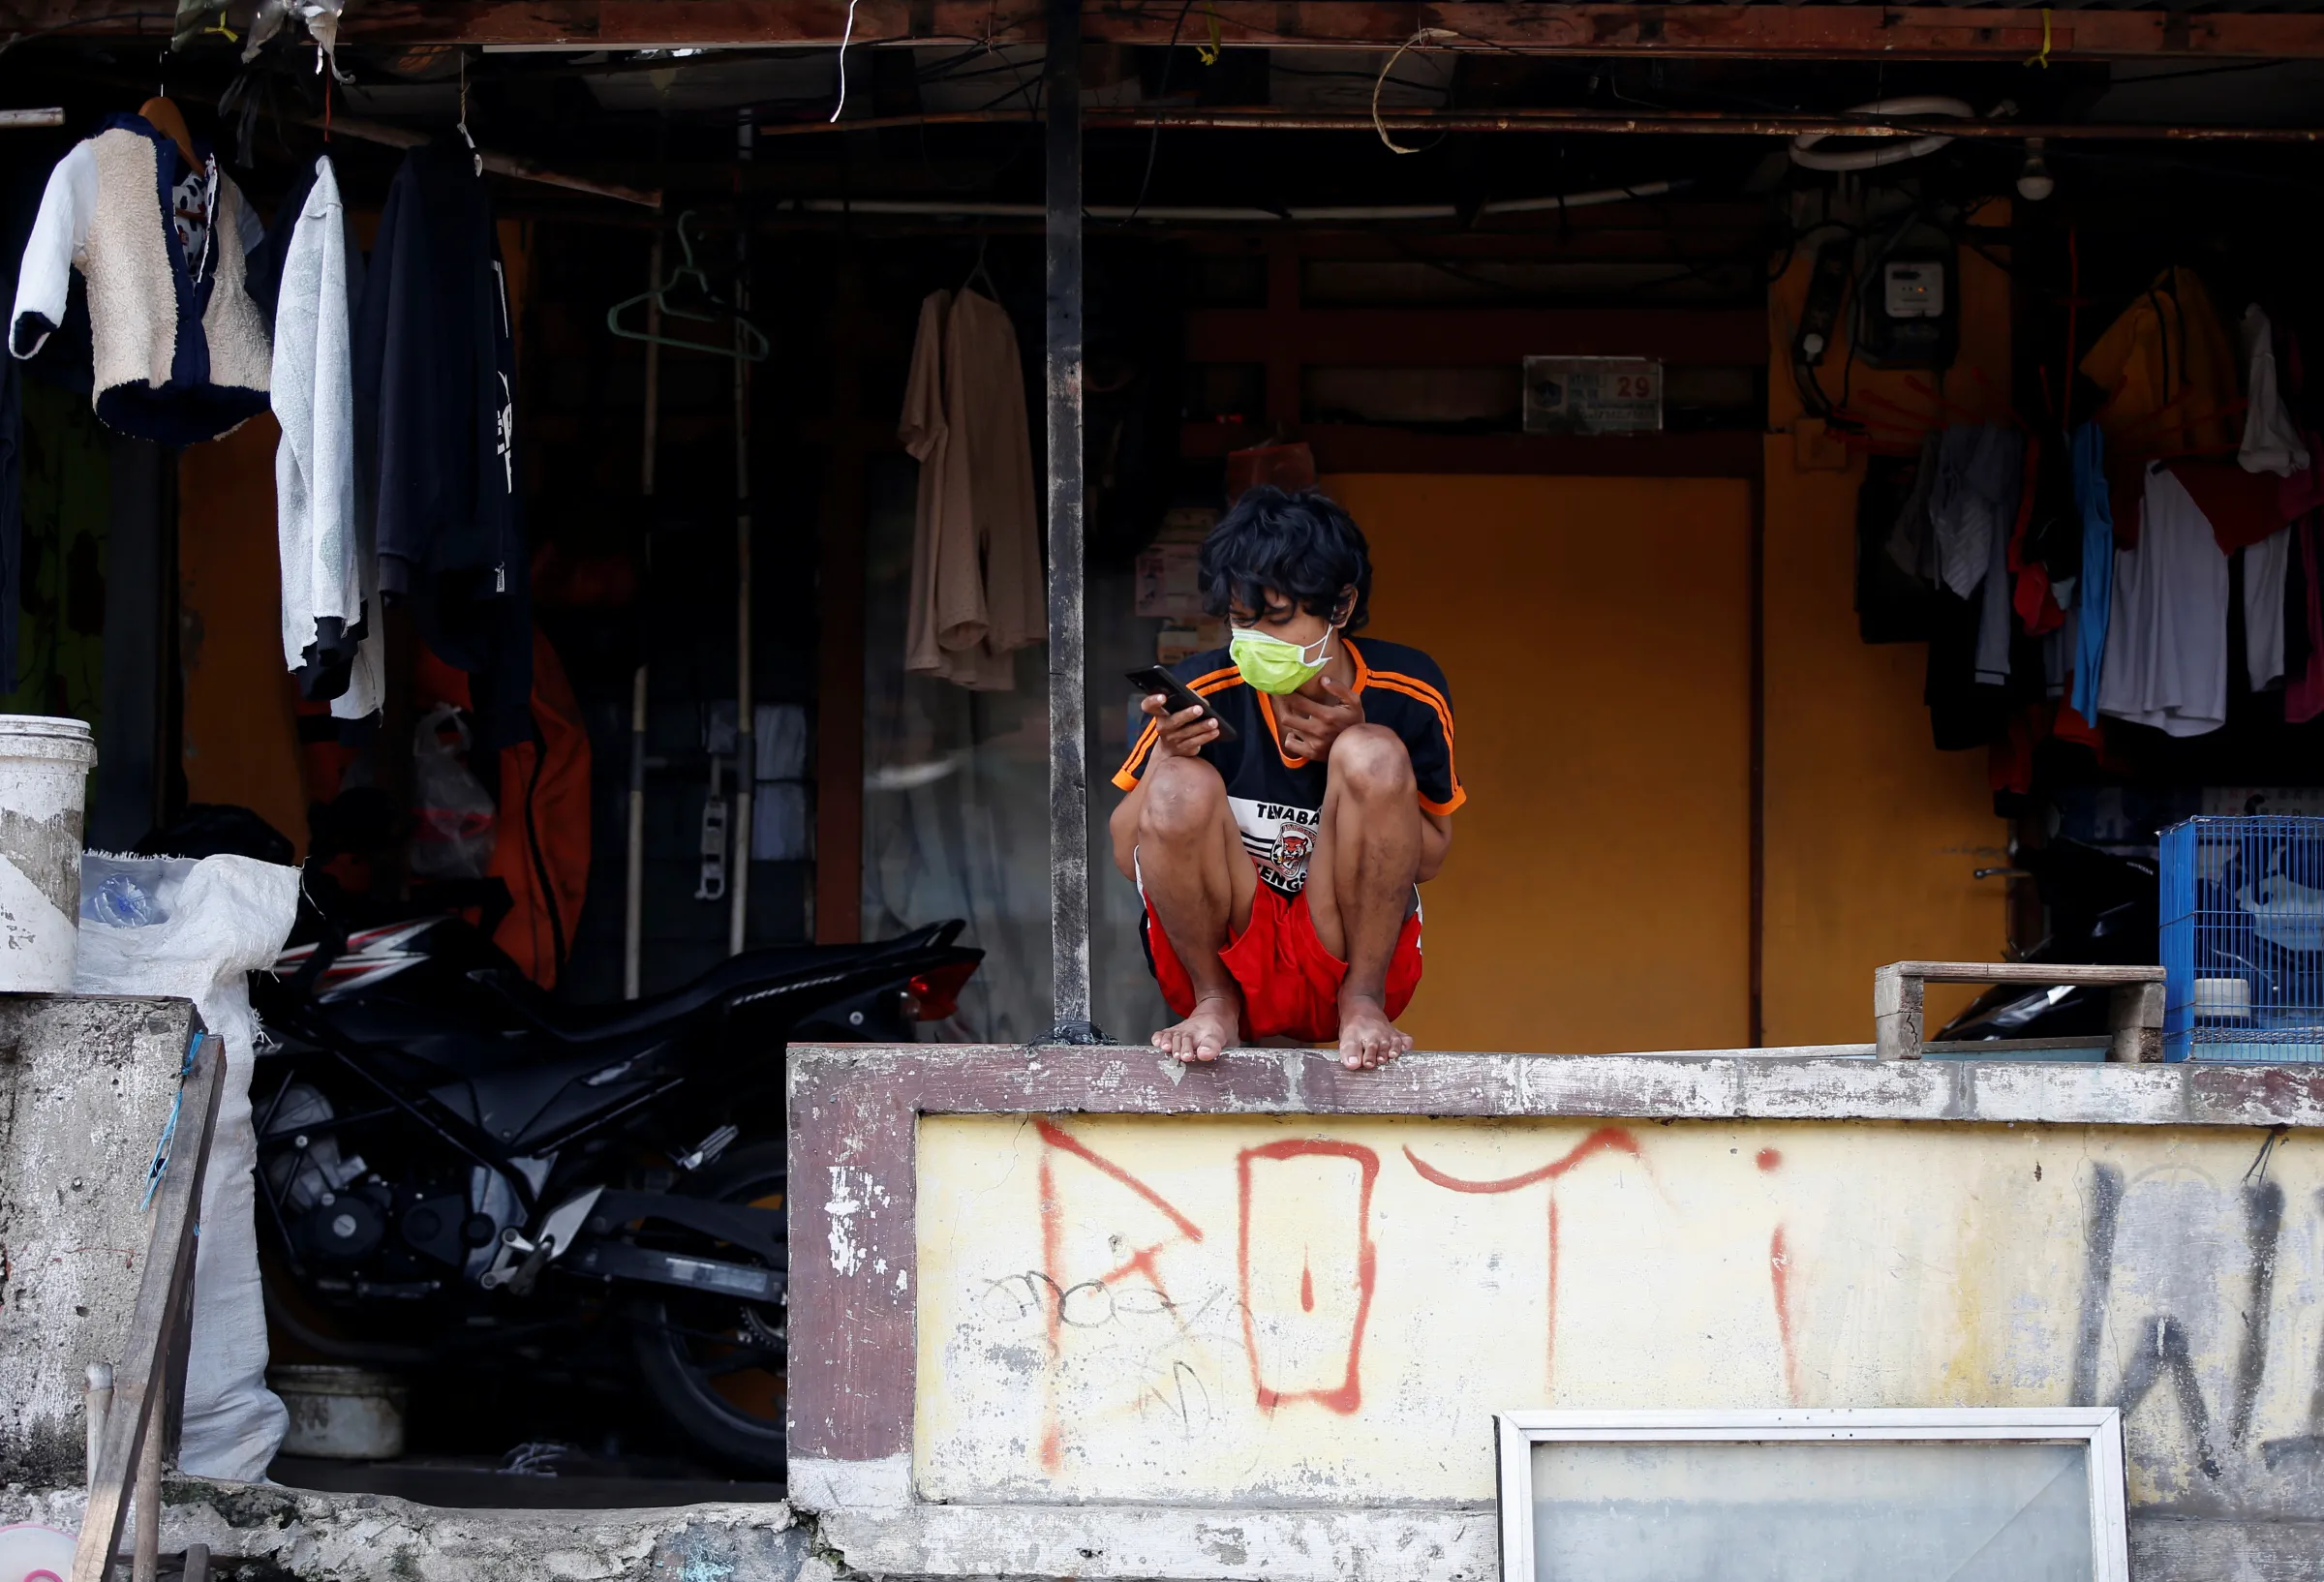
[
  {"x1": 729, "y1": 115, "x2": 757, "y2": 957},
  {"x1": 1044, "y1": 0, "x2": 1102, "y2": 1043},
  {"x1": 624, "y1": 228, "x2": 662, "y2": 1000}
]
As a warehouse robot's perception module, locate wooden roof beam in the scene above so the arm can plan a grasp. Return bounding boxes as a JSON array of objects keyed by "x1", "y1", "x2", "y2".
[{"x1": 19, "y1": 1, "x2": 2320, "y2": 62}]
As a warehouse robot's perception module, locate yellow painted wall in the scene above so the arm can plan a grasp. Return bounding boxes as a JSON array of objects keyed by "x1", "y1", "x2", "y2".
[
  {"x1": 178, "y1": 416, "x2": 309, "y2": 858},
  {"x1": 916, "y1": 1111, "x2": 2316, "y2": 1512},
  {"x1": 1324, "y1": 474, "x2": 1753, "y2": 1053},
  {"x1": 1760, "y1": 210, "x2": 2015, "y2": 1042}
]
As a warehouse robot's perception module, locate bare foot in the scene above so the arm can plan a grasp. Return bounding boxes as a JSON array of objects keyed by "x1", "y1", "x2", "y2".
[
  {"x1": 1153, "y1": 994, "x2": 1241, "y2": 1063},
  {"x1": 1336, "y1": 996, "x2": 1414, "y2": 1071}
]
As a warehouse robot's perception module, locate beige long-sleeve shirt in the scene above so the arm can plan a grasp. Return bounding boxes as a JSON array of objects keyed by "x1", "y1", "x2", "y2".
[{"x1": 900, "y1": 288, "x2": 1043, "y2": 690}]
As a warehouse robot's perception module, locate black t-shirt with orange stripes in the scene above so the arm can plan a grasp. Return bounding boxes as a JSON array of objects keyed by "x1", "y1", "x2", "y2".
[{"x1": 1113, "y1": 637, "x2": 1462, "y2": 899}]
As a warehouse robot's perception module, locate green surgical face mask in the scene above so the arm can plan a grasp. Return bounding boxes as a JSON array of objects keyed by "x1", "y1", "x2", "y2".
[{"x1": 1230, "y1": 625, "x2": 1334, "y2": 695}]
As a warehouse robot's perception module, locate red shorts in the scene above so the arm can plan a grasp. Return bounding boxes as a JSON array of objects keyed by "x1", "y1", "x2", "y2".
[{"x1": 1141, "y1": 862, "x2": 1424, "y2": 1043}]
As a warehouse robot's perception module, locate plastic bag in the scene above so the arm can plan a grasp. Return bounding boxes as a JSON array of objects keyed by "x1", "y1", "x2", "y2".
[
  {"x1": 76, "y1": 851, "x2": 299, "y2": 1482},
  {"x1": 411, "y1": 704, "x2": 496, "y2": 880}
]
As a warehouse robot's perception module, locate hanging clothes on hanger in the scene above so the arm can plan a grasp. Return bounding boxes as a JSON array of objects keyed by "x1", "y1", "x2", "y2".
[
  {"x1": 2011, "y1": 432, "x2": 2072, "y2": 640},
  {"x1": 2238, "y1": 305, "x2": 2309, "y2": 478},
  {"x1": 2068, "y1": 423, "x2": 2114, "y2": 726},
  {"x1": 353, "y1": 137, "x2": 530, "y2": 746},
  {"x1": 2096, "y1": 463, "x2": 2229, "y2": 737},
  {"x1": 2247, "y1": 527, "x2": 2292, "y2": 693},
  {"x1": 1972, "y1": 432, "x2": 2027, "y2": 687},
  {"x1": 900, "y1": 273, "x2": 1043, "y2": 690},
  {"x1": 2080, "y1": 266, "x2": 2240, "y2": 508},
  {"x1": 1929, "y1": 424, "x2": 2018, "y2": 599},
  {"x1": 271, "y1": 152, "x2": 380, "y2": 719},
  {"x1": 8, "y1": 110, "x2": 270, "y2": 442}
]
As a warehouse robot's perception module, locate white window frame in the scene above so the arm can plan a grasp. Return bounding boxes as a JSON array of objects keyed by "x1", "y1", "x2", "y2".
[{"x1": 1496, "y1": 1407, "x2": 2129, "y2": 1582}]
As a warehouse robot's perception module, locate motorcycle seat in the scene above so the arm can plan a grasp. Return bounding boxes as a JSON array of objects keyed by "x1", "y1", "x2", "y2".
[{"x1": 479, "y1": 926, "x2": 958, "y2": 1046}]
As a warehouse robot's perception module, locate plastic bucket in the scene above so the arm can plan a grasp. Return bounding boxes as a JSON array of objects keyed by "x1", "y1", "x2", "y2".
[
  {"x1": 0, "y1": 715, "x2": 94, "y2": 991},
  {"x1": 269, "y1": 1365, "x2": 409, "y2": 1460}
]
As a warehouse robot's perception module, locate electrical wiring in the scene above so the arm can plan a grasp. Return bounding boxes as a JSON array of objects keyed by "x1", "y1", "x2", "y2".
[
  {"x1": 1125, "y1": 0, "x2": 1200, "y2": 221},
  {"x1": 1370, "y1": 27, "x2": 1458, "y2": 154}
]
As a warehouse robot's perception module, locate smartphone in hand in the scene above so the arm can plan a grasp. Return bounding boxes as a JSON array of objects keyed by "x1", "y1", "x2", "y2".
[{"x1": 1125, "y1": 665, "x2": 1238, "y2": 744}]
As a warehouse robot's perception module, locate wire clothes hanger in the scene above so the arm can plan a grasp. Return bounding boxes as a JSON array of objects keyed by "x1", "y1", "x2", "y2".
[
  {"x1": 456, "y1": 48, "x2": 480, "y2": 176},
  {"x1": 605, "y1": 210, "x2": 771, "y2": 362},
  {"x1": 961, "y1": 232, "x2": 998, "y2": 301}
]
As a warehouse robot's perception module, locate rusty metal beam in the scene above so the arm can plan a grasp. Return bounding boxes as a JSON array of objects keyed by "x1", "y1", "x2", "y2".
[
  {"x1": 1186, "y1": 307, "x2": 1768, "y2": 367},
  {"x1": 18, "y1": 0, "x2": 2324, "y2": 60},
  {"x1": 754, "y1": 106, "x2": 2324, "y2": 143}
]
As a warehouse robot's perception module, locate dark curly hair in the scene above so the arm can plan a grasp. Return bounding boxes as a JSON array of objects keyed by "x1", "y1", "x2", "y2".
[{"x1": 1197, "y1": 487, "x2": 1371, "y2": 634}]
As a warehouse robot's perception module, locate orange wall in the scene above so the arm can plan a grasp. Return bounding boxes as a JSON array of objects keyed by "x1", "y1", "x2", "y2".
[
  {"x1": 1326, "y1": 473, "x2": 1753, "y2": 1053},
  {"x1": 1759, "y1": 210, "x2": 2012, "y2": 1043},
  {"x1": 178, "y1": 416, "x2": 309, "y2": 858}
]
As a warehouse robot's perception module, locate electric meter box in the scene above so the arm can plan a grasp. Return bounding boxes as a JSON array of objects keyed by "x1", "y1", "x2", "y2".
[
  {"x1": 1857, "y1": 250, "x2": 1957, "y2": 370},
  {"x1": 1883, "y1": 259, "x2": 1944, "y2": 319}
]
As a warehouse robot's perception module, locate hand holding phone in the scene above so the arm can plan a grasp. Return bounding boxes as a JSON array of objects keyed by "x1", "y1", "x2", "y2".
[{"x1": 1127, "y1": 665, "x2": 1238, "y2": 749}]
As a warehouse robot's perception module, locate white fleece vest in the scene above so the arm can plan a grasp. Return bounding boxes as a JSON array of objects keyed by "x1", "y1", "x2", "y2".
[{"x1": 10, "y1": 119, "x2": 270, "y2": 443}]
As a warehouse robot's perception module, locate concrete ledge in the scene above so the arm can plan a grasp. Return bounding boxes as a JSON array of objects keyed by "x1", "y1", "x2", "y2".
[
  {"x1": 0, "y1": 1480, "x2": 2306, "y2": 1582},
  {"x1": 0, "y1": 1482, "x2": 810, "y2": 1582},
  {"x1": 792, "y1": 1044, "x2": 2324, "y2": 1130}
]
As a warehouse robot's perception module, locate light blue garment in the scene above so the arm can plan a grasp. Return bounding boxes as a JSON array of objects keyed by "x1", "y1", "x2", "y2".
[{"x1": 2068, "y1": 422, "x2": 2114, "y2": 722}]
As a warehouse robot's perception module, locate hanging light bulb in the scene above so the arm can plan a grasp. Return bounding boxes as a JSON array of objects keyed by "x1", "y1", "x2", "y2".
[{"x1": 2017, "y1": 137, "x2": 2056, "y2": 202}]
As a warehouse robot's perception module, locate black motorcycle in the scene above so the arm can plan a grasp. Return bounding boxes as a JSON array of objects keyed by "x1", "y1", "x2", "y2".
[
  {"x1": 248, "y1": 899, "x2": 979, "y2": 1475},
  {"x1": 1937, "y1": 837, "x2": 2157, "y2": 1043}
]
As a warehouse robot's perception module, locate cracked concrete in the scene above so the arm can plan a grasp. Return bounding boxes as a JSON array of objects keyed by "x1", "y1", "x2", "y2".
[{"x1": 0, "y1": 1481, "x2": 813, "y2": 1582}]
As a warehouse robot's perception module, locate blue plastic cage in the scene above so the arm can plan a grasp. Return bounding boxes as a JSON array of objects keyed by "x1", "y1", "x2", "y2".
[{"x1": 2160, "y1": 815, "x2": 2324, "y2": 1062}]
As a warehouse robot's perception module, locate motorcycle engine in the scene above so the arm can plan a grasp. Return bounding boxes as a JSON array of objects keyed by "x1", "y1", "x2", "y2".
[{"x1": 266, "y1": 1083, "x2": 501, "y2": 1294}]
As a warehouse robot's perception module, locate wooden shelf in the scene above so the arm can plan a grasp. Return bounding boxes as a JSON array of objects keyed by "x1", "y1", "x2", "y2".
[{"x1": 1180, "y1": 422, "x2": 1761, "y2": 477}]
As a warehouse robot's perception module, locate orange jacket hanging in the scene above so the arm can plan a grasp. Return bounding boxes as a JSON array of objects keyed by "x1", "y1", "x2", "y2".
[{"x1": 415, "y1": 626, "x2": 591, "y2": 989}]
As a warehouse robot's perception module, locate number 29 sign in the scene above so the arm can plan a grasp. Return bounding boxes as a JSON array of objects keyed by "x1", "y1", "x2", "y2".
[{"x1": 1523, "y1": 357, "x2": 1664, "y2": 435}]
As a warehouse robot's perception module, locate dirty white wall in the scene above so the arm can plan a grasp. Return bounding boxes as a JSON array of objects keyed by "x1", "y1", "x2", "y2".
[
  {"x1": 916, "y1": 1113, "x2": 2324, "y2": 1526},
  {"x1": 0, "y1": 996, "x2": 198, "y2": 1484}
]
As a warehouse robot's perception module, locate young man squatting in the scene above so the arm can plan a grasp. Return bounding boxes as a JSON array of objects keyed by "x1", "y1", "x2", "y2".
[{"x1": 1110, "y1": 488, "x2": 1462, "y2": 1072}]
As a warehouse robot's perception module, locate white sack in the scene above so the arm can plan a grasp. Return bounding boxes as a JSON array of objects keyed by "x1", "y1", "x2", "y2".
[{"x1": 76, "y1": 853, "x2": 299, "y2": 1482}]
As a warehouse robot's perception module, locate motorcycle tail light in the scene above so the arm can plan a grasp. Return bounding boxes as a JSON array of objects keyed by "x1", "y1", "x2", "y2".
[{"x1": 907, "y1": 961, "x2": 977, "y2": 1021}]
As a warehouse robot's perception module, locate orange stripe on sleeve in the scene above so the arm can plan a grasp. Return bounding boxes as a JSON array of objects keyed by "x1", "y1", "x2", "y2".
[
  {"x1": 1365, "y1": 670, "x2": 1455, "y2": 737},
  {"x1": 1113, "y1": 718, "x2": 1161, "y2": 790}
]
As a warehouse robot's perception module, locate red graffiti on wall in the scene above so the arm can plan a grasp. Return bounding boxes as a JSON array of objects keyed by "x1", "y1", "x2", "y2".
[
  {"x1": 1034, "y1": 1118, "x2": 1207, "y2": 1469},
  {"x1": 1769, "y1": 1225, "x2": 1798, "y2": 1403},
  {"x1": 1237, "y1": 1139, "x2": 1380, "y2": 1415},
  {"x1": 1403, "y1": 1127, "x2": 1642, "y2": 1390},
  {"x1": 1403, "y1": 1127, "x2": 1642, "y2": 1195}
]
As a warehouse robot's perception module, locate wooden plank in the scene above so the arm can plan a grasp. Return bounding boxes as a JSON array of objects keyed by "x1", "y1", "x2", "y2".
[
  {"x1": 35, "y1": 1, "x2": 2318, "y2": 60},
  {"x1": 1875, "y1": 961, "x2": 2165, "y2": 1062},
  {"x1": 1187, "y1": 308, "x2": 1767, "y2": 368},
  {"x1": 1886, "y1": 960, "x2": 2165, "y2": 986},
  {"x1": 69, "y1": 1033, "x2": 224, "y2": 1582}
]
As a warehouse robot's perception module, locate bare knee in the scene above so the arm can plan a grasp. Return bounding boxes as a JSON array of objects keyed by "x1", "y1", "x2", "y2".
[
  {"x1": 1330, "y1": 724, "x2": 1415, "y2": 800},
  {"x1": 1138, "y1": 755, "x2": 1227, "y2": 842}
]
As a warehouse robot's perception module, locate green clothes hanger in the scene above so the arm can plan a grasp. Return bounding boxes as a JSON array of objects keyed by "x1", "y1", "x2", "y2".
[{"x1": 605, "y1": 210, "x2": 770, "y2": 363}]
